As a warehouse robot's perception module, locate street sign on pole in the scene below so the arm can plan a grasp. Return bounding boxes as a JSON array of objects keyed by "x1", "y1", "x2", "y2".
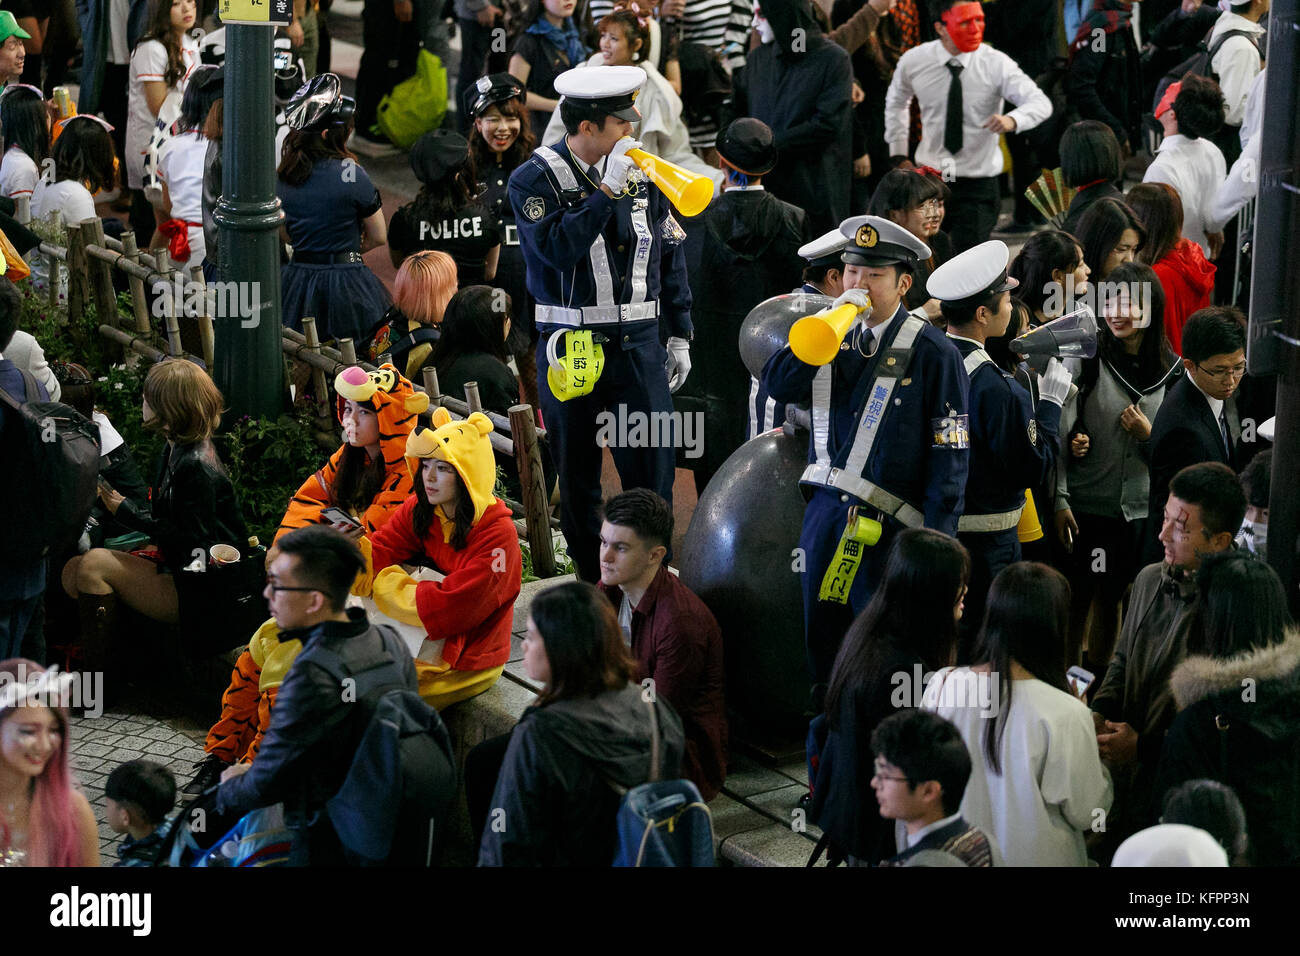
[{"x1": 218, "y1": 0, "x2": 292, "y2": 26}]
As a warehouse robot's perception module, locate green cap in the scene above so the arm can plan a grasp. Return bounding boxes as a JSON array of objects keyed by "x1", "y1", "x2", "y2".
[{"x1": 0, "y1": 11, "x2": 32, "y2": 44}]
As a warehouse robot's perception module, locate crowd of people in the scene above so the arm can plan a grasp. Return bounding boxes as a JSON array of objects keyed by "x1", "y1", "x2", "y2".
[{"x1": 0, "y1": 0, "x2": 1292, "y2": 869}]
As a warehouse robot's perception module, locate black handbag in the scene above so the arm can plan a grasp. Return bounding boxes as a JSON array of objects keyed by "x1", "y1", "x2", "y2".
[{"x1": 174, "y1": 547, "x2": 269, "y2": 657}]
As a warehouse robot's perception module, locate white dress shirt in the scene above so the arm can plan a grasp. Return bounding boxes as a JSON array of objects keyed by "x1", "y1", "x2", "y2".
[
  {"x1": 1208, "y1": 11, "x2": 1265, "y2": 128},
  {"x1": 1143, "y1": 134, "x2": 1227, "y2": 256},
  {"x1": 1210, "y1": 68, "x2": 1267, "y2": 228},
  {"x1": 884, "y1": 40, "x2": 1052, "y2": 180}
]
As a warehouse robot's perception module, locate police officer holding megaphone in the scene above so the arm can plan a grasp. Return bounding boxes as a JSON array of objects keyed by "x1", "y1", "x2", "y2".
[
  {"x1": 764, "y1": 215, "x2": 971, "y2": 703},
  {"x1": 508, "y1": 65, "x2": 698, "y2": 582},
  {"x1": 929, "y1": 240, "x2": 1073, "y2": 654}
]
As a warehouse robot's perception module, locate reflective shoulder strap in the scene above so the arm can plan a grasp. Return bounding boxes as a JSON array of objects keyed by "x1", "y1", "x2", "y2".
[
  {"x1": 963, "y1": 347, "x2": 994, "y2": 379},
  {"x1": 839, "y1": 315, "x2": 927, "y2": 478},
  {"x1": 810, "y1": 363, "x2": 834, "y2": 468},
  {"x1": 534, "y1": 145, "x2": 580, "y2": 192},
  {"x1": 534, "y1": 144, "x2": 615, "y2": 307}
]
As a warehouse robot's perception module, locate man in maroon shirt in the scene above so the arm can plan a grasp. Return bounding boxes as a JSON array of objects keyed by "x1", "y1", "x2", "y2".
[{"x1": 597, "y1": 489, "x2": 727, "y2": 800}]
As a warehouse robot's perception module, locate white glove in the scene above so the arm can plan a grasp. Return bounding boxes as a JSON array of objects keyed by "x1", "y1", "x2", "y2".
[
  {"x1": 1037, "y1": 356, "x2": 1073, "y2": 407},
  {"x1": 666, "y1": 336, "x2": 692, "y2": 393},
  {"x1": 601, "y1": 137, "x2": 643, "y2": 193},
  {"x1": 830, "y1": 289, "x2": 870, "y2": 313}
]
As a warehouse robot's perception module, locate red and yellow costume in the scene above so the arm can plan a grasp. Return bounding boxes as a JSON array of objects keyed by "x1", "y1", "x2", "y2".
[
  {"x1": 354, "y1": 406, "x2": 523, "y2": 709},
  {"x1": 204, "y1": 365, "x2": 427, "y2": 765}
]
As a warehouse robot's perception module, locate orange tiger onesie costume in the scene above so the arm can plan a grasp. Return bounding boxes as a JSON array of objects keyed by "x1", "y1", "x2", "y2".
[{"x1": 198, "y1": 366, "x2": 427, "y2": 773}]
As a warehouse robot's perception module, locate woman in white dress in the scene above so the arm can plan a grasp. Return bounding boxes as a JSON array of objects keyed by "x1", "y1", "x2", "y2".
[
  {"x1": 0, "y1": 84, "x2": 47, "y2": 201},
  {"x1": 922, "y1": 562, "x2": 1112, "y2": 866},
  {"x1": 540, "y1": 8, "x2": 721, "y2": 189}
]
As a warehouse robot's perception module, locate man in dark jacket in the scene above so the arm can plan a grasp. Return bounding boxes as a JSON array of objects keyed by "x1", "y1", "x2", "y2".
[
  {"x1": 678, "y1": 118, "x2": 808, "y2": 492},
  {"x1": 216, "y1": 525, "x2": 419, "y2": 866},
  {"x1": 595, "y1": 489, "x2": 726, "y2": 800},
  {"x1": 1144, "y1": 306, "x2": 1244, "y2": 564},
  {"x1": 1066, "y1": 0, "x2": 1144, "y2": 155},
  {"x1": 726, "y1": 0, "x2": 853, "y2": 234}
]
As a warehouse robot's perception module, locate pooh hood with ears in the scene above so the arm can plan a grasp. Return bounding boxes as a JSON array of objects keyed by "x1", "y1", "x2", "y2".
[{"x1": 406, "y1": 406, "x2": 499, "y2": 530}]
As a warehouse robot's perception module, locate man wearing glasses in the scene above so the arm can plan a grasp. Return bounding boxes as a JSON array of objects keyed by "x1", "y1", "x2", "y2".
[
  {"x1": 215, "y1": 524, "x2": 419, "y2": 865},
  {"x1": 1145, "y1": 306, "x2": 1247, "y2": 565}
]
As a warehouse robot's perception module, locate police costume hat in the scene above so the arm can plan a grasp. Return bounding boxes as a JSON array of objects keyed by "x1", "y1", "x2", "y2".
[
  {"x1": 553, "y1": 65, "x2": 646, "y2": 121},
  {"x1": 468, "y1": 73, "x2": 526, "y2": 119},
  {"x1": 285, "y1": 73, "x2": 356, "y2": 132},
  {"x1": 717, "y1": 118, "x2": 778, "y2": 176},
  {"x1": 927, "y1": 240, "x2": 1019, "y2": 307},
  {"x1": 839, "y1": 215, "x2": 932, "y2": 267},
  {"x1": 799, "y1": 228, "x2": 851, "y2": 269},
  {"x1": 410, "y1": 129, "x2": 470, "y2": 184}
]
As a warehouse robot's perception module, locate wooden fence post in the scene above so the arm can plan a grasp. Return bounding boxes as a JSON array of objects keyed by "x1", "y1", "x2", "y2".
[
  {"x1": 338, "y1": 338, "x2": 358, "y2": 367},
  {"x1": 421, "y1": 367, "x2": 441, "y2": 407},
  {"x1": 48, "y1": 210, "x2": 63, "y2": 310},
  {"x1": 121, "y1": 231, "x2": 152, "y2": 337},
  {"x1": 464, "y1": 381, "x2": 483, "y2": 413},
  {"x1": 509, "y1": 404, "x2": 556, "y2": 578},
  {"x1": 155, "y1": 253, "x2": 182, "y2": 357},
  {"x1": 66, "y1": 221, "x2": 88, "y2": 322},
  {"x1": 82, "y1": 218, "x2": 118, "y2": 329},
  {"x1": 191, "y1": 266, "x2": 215, "y2": 369},
  {"x1": 301, "y1": 316, "x2": 331, "y2": 420}
]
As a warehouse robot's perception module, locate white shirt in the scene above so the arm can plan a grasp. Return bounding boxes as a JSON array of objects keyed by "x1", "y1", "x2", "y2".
[
  {"x1": 1143, "y1": 133, "x2": 1227, "y2": 256},
  {"x1": 157, "y1": 129, "x2": 208, "y2": 265},
  {"x1": 32, "y1": 178, "x2": 98, "y2": 224},
  {"x1": 0, "y1": 330, "x2": 61, "y2": 401},
  {"x1": 1208, "y1": 11, "x2": 1264, "y2": 127},
  {"x1": 885, "y1": 41, "x2": 1052, "y2": 179},
  {"x1": 0, "y1": 145, "x2": 38, "y2": 199},
  {"x1": 923, "y1": 667, "x2": 1113, "y2": 866},
  {"x1": 905, "y1": 811, "x2": 963, "y2": 849},
  {"x1": 126, "y1": 35, "x2": 200, "y2": 189},
  {"x1": 1210, "y1": 69, "x2": 1267, "y2": 228},
  {"x1": 617, "y1": 593, "x2": 633, "y2": 646}
]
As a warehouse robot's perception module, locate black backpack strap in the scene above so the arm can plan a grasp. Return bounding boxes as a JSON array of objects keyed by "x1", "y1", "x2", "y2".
[
  {"x1": 1207, "y1": 28, "x2": 1260, "y2": 61},
  {"x1": 806, "y1": 831, "x2": 845, "y2": 867}
]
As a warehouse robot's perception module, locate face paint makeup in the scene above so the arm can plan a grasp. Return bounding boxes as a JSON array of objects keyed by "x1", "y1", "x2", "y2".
[{"x1": 941, "y1": 1, "x2": 984, "y2": 52}]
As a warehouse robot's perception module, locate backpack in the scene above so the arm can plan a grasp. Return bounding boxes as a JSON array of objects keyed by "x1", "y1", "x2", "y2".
[
  {"x1": 308, "y1": 628, "x2": 458, "y2": 867},
  {"x1": 0, "y1": 369, "x2": 101, "y2": 560},
  {"x1": 367, "y1": 306, "x2": 441, "y2": 372},
  {"x1": 1151, "y1": 27, "x2": 1260, "y2": 115},
  {"x1": 610, "y1": 698, "x2": 714, "y2": 867}
]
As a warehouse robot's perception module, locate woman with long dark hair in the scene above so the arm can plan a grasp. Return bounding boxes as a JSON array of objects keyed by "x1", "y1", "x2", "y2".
[
  {"x1": 1008, "y1": 229, "x2": 1091, "y2": 327},
  {"x1": 277, "y1": 72, "x2": 391, "y2": 343},
  {"x1": 467, "y1": 73, "x2": 540, "y2": 407},
  {"x1": 924, "y1": 562, "x2": 1112, "y2": 866},
  {"x1": 1125, "y1": 181, "x2": 1214, "y2": 354},
  {"x1": 810, "y1": 528, "x2": 970, "y2": 865},
  {"x1": 0, "y1": 84, "x2": 48, "y2": 200},
  {"x1": 387, "y1": 129, "x2": 501, "y2": 283},
  {"x1": 126, "y1": 0, "x2": 199, "y2": 245},
  {"x1": 0, "y1": 661, "x2": 99, "y2": 867},
  {"x1": 155, "y1": 64, "x2": 222, "y2": 270},
  {"x1": 431, "y1": 285, "x2": 519, "y2": 414},
  {"x1": 1076, "y1": 196, "x2": 1145, "y2": 282},
  {"x1": 355, "y1": 407, "x2": 522, "y2": 710},
  {"x1": 478, "y1": 580, "x2": 686, "y2": 865},
  {"x1": 1055, "y1": 261, "x2": 1179, "y2": 669},
  {"x1": 1155, "y1": 552, "x2": 1300, "y2": 866}
]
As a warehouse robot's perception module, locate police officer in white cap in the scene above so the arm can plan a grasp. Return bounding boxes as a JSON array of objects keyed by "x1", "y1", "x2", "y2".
[
  {"x1": 508, "y1": 64, "x2": 693, "y2": 583},
  {"x1": 796, "y1": 228, "x2": 851, "y2": 296},
  {"x1": 929, "y1": 239, "x2": 1073, "y2": 654},
  {"x1": 764, "y1": 214, "x2": 971, "y2": 699}
]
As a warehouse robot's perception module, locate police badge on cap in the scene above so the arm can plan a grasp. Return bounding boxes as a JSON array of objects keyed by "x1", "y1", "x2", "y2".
[{"x1": 839, "y1": 215, "x2": 932, "y2": 267}]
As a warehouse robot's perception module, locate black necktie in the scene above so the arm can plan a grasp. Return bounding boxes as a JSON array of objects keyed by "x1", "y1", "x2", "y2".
[
  {"x1": 945, "y1": 61, "x2": 964, "y2": 156},
  {"x1": 1218, "y1": 407, "x2": 1233, "y2": 461}
]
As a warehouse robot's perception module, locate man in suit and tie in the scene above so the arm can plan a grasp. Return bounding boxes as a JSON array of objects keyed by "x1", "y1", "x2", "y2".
[{"x1": 1145, "y1": 307, "x2": 1246, "y2": 565}]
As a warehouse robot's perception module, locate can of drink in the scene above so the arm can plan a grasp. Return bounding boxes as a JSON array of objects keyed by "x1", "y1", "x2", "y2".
[{"x1": 53, "y1": 87, "x2": 75, "y2": 120}]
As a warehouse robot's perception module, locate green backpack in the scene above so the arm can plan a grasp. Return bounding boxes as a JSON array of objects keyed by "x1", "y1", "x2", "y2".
[{"x1": 376, "y1": 49, "x2": 448, "y2": 149}]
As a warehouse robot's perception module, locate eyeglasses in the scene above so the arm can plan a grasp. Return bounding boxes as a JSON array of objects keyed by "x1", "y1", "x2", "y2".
[
  {"x1": 265, "y1": 577, "x2": 320, "y2": 594},
  {"x1": 872, "y1": 760, "x2": 910, "y2": 783},
  {"x1": 916, "y1": 199, "x2": 944, "y2": 215},
  {"x1": 1196, "y1": 361, "x2": 1247, "y2": 381}
]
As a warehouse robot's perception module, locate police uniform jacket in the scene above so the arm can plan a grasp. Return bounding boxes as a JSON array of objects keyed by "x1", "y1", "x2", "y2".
[
  {"x1": 763, "y1": 302, "x2": 970, "y2": 534},
  {"x1": 947, "y1": 334, "x2": 1061, "y2": 520},
  {"x1": 507, "y1": 136, "x2": 692, "y2": 347}
]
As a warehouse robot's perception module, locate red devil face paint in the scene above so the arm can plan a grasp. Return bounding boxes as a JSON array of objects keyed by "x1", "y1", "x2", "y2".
[
  {"x1": 1156, "y1": 80, "x2": 1182, "y2": 119},
  {"x1": 941, "y1": 2, "x2": 984, "y2": 52}
]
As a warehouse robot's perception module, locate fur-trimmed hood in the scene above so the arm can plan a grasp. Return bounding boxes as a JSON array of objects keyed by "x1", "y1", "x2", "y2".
[{"x1": 1169, "y1": 629, "x2": 1300, "y2": 712}]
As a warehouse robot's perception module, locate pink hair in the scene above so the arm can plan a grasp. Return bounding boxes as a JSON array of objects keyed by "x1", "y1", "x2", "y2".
[
  {"x1": 394, "y1": 250, "x2": 459, "y2": 328},
  {"x1": 0, "y1": 659, "x2": 82, "y2": 866}
]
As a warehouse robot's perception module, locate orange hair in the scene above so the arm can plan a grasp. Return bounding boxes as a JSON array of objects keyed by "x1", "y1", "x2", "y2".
[{"x1": 394, "y1": 250, "x2": 458, "y2": 328}]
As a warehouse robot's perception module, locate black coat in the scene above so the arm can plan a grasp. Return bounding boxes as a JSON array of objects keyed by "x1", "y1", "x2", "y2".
[
  {"x1": 478, "y1": 682, "x2": 685, "y2": 866},
  {"x1": 676, "y1": 188, "x2": 809, "y2": 483},
  {"x1": 115, "y1": 438, "x2": 249, "y2": 572},
  {"x1": 1062, "y1": 181, "x2": 1122, "y2": 237},
  {"x1": 726, "y1": 36, "x2": 853, "y2": 235},
  {"x1": 1154, "y1": 631, "x2": 1300, "y2": 866},
  {"x1": 1066, "y1": 23, "x2": 1143, "y2": 152},
  {"x1": 217, "y1": 611, "x2": 419, "y2": 865},
  {"x1": 1145, "y1": 373, "x2": 1236, "y2": 551},
  {"x1": 812, "y1": 641, "x2": 924, "y2": 863}
]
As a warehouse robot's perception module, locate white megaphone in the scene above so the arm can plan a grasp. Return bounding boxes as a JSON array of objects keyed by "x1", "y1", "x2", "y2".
[{"x1": 1010, "y1": 305, "x2": 1098, "y2": 374}]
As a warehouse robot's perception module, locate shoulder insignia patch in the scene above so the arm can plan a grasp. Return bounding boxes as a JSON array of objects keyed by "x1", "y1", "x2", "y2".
[
  {"x1": 1027, "y1": 418, "x2": 1038, "y2": 445},
  {"x1": 523, "y1": 196, "x2": 546, "y2": 222},
  {"x1": 932, "y1": 413, "x2": 970, "y2": 449}
]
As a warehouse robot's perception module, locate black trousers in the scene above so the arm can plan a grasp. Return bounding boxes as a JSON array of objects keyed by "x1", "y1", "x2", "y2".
[
  {"x1": 944, "y1": 176, "x2": 1001, "y2": 254},
  {"x1": 355, "y1": 0, "x2": 421, "y2": 132}
]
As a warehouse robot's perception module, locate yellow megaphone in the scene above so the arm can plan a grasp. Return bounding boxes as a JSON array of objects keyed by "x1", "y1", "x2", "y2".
[
  {"x1": 788, "y1": 301, "x2": 866, "y2": 366},
  {"x1": 1018, "y1": 488, "x2": 1044, "y2": 543},
  {"x1": 626, "y1": 147, "x2": 714, "y2": 217}
]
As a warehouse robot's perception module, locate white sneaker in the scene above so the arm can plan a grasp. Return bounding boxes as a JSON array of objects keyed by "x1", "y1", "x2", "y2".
[{"x1": 348, "y1": 130, "x2": 400, "y2": 157}]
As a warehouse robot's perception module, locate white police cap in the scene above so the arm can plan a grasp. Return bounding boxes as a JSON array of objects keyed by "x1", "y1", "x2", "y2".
[
  {"x1": 839, "y1": 215, "x2": 932, "y2": 267},
  {"x1": 553, "y1": 65, "x2": 646, "y2": 121},
  {"x1": 927, "y1": 239, "x2": 1019, "y2": 304},
  {"x1": 798, "y1": 228, "x2": 851, "y2": 268}
]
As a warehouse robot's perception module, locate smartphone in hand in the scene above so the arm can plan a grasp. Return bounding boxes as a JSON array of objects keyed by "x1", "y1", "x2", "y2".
[{"x1": 320, "y1": 506, "x2": 363, "y2": 534}]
